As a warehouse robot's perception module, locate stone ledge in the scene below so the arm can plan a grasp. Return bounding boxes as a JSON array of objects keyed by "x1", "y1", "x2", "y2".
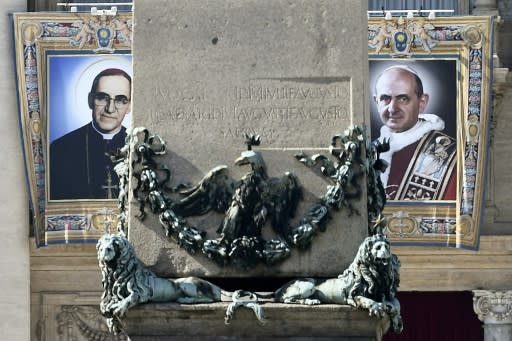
[{"x1": 123, "y1": 302, "x2": 390, "y2": 340}]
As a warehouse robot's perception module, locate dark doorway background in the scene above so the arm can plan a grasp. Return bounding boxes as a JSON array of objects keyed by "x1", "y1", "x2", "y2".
[{"x1": 384, "y1": 291, "x2": 483, "y2": 341}]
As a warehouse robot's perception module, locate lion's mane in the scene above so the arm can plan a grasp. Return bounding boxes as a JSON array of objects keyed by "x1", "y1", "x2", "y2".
[
  {"x1": 343, "y1": 233, "x2": 400, "y2": 304},
  {"x1": 97, "y1": 234, "x2": 156, "y2": 322}
]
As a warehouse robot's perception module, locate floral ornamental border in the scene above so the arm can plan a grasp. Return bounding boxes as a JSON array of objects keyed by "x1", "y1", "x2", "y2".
[
  {"x1": 13, "y1": 13, "x2": 133, "y2": 246},
  {"x1": 368, "y1": 16, "x2": 493, "y2": 249}
]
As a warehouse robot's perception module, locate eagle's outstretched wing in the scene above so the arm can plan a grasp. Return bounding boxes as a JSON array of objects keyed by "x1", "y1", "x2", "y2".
[
  {"x1": 266, "y1": 172, "x2": 302, "y2": 241},
  {"x1": 171, "y1": 166, "x2": 237, "y2": 217}
]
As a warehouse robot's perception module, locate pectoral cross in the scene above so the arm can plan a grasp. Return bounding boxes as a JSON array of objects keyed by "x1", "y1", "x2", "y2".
[
  {"x1": 391, "y1": 212, "x2": 411, "y2": 238},
  {"x1": 394, "y1": 218, "x2": 409, "y2": 238},
  {"x1": 97, "y1": 207, "x2": 114, "y2": 233},
  {"x1": 102, "y1": 167, "x2": 118, "y2": 199}
]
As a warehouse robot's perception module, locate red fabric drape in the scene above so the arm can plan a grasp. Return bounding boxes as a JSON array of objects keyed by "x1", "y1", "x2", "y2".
[{"x1": 383, "y1": 291, "x2": 483, "y2": 341}]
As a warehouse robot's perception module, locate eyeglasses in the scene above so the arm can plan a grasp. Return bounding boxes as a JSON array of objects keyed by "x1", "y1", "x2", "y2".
[{"x1": 89, "y1": 92, "x2": 130, "y2": 109}]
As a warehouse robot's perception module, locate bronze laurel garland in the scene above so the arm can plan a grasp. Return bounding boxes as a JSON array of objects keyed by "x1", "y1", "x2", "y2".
[{"x1": 112, "y1": 125, "x2": 388, "y2": 271}]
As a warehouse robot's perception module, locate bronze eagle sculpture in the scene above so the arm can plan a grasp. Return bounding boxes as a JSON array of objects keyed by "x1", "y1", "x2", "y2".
[{"x1": 169, "y1": 135, "x2": 302, "y2": 269}]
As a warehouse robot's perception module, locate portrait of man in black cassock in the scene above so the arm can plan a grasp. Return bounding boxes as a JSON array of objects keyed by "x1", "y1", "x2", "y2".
[{"x1": 49, "y1": 67, "x2": 131, "y2": 200}]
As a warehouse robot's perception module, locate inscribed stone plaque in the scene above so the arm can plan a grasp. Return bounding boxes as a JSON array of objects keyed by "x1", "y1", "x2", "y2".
[{"x1": 130, "y1": 0, "x2": 369, "y2": 277}]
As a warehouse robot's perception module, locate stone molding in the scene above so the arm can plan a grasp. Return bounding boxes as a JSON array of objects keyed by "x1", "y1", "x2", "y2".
[
  {"x1": 123, "y1": 302, "x2": 391, "y2": 340},
  {"x1": 37, "y1": 292, "x2": 127, "y2": 341},
  {"x1": 56, "y1": 305, "x2": 128, "y2": 341}
]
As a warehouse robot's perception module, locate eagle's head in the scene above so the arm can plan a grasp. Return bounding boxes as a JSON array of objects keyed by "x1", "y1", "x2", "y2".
[{"x1": 235, "y1": 150, "x2": 267, "y2": 174}]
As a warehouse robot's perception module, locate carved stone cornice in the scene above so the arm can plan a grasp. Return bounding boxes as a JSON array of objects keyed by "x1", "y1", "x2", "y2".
[
  {"x1": 56, "y1": 305, "x2": 128, "y2": 341},
  {"x1": 122, "y1": 302, "x2": 391, "y2": 339},
  {"x1": 473, "y1": 290, "x2": 512, "y2": 324}
]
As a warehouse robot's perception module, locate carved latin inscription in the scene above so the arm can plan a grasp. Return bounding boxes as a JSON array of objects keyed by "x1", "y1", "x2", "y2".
[{"x1": 148, "y1": 79, "x2": 350, "y2": 147}]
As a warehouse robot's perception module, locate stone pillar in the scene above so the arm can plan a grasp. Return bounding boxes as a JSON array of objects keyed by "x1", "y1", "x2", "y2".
[
  {"x1": 0, "y1": 2, "x2": 30, "y2": 341},
  {"x1": 473, "y1": 290, "x2": 512, "y2": 341},
  {"x1": 131, "y1": 0, "x2": 369, "y2": 278},
  {"x1": 471, "y1": 0, "x2": 499, "y2": 15},
  {"x1": 472, "y1": 0, "x2": 501, "y2": 67}
]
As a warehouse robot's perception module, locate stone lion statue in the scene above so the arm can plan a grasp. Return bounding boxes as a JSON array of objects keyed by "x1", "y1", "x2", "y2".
[
  {"x1": 97, "y1": 233, "x2": 230, "y2": 333},
  {"x1": 272, "y1": 233, "x2": 403, "y2": 333},
  {"x1": 98, "y1": 233, "x2": 402, "y2": 334}
]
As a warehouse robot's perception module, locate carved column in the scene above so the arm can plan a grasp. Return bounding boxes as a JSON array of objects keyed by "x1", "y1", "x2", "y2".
[
  {"x1": 0, "y1": 2, "x2": 30, "y2": 341},
  {"x1": 473, "y1": 290, "x2": 512, "y2": 341}
]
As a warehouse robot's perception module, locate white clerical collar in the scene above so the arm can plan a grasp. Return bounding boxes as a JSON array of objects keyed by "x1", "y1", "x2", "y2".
[
  {"x1": 91, "y1": 121, "x2": 122, "y2": 140},
  {"x1": 378, "y1": 114, "x2": 445, "y2": 149},
  {"x1": 378, "y1": 114, "x2": 445, "y2": 186}
]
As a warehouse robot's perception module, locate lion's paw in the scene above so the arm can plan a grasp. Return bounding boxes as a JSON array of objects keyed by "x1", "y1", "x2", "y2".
[
  {"x1": 392, "y1": 315, "x2": 404, "y2": 333},
  {"x1": 367, "y1": 302, "x2": 386, "y2": 317},
  {"x1": 113, "y1": 301, "x2": 130, "y2": 317},
  {"x1": 303, "y1": 298, "x2": 321, "y2": 305}
]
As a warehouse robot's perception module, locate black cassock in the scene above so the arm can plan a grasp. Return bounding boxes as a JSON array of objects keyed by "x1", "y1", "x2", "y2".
[{"x1": 49, "y1": 123, "x2": 126, "y2": 200}]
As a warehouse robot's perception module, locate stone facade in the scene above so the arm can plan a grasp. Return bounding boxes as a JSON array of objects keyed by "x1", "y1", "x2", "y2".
[
  {"x1": 0, "y1": 2, "x2": 30, "y2": 341},
  {"x1": 3, "y1": 1, "x2": 512, "y2": 340}
]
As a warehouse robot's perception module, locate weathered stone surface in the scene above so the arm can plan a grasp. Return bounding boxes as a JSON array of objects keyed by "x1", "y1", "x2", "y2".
[
  {"x1": 130, "y1": 0, "x2": 369, "y2": 277},
  {"x1": 124, "y1": 302, "x2": 390, "y2": 340},
  {"x1": 491, "y1": 84, "x2": 512, "y2": 226},
  {"x1": 0, "y1": 3, "x2": 30, "y2": 341}
]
